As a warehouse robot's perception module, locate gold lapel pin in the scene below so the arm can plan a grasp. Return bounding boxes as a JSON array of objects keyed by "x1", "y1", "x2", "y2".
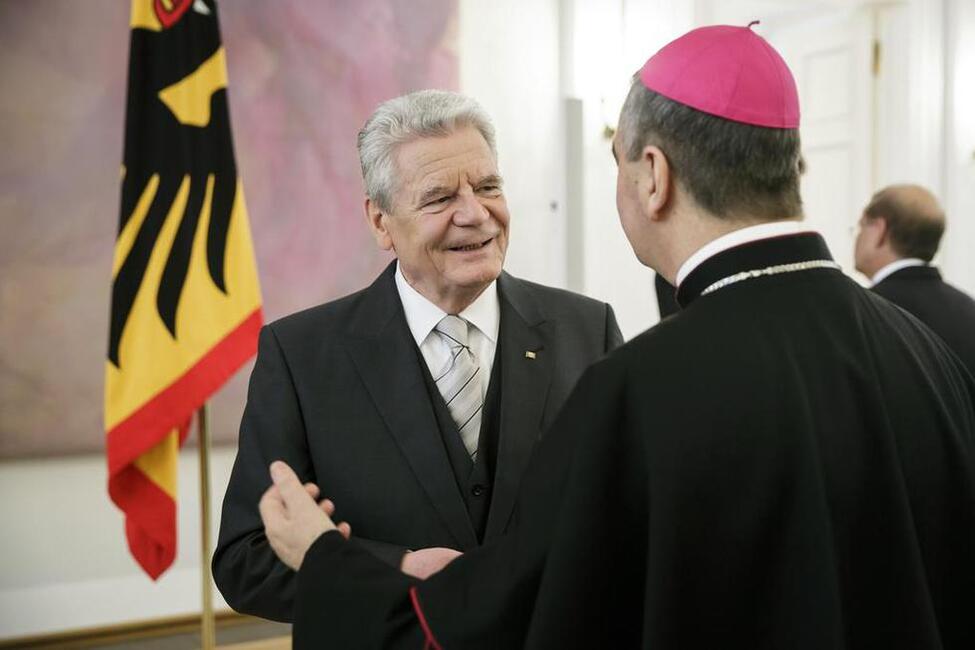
[{"x1": 525, "y1": 351, "x2": 537, "y2": 360}]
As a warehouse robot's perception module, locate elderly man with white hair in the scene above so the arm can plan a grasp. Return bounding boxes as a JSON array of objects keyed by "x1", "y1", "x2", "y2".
[{"x1": 213, "y1": 89, "x2": 622, "y2": 622}]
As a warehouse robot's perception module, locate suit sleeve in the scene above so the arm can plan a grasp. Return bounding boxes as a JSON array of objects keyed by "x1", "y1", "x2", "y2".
[
  {"x1": 605, "y1": 303, "x2": 625, "y2": 350},
  {"x1": 213, "y1": 326, "x2": 412, "y2": 621},
  {"x1": 212, "y1": 325, "x2": 311, "y2": 621}
]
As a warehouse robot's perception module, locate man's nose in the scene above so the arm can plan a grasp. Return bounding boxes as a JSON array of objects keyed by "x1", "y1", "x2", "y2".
[{"x1": 452, "y1": 189, "x2": 490, "y2": 225}]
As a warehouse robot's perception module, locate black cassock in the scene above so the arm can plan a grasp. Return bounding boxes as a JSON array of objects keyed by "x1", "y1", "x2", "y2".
[{"x1": 292, "y1": 233, "x2": 975, "y2": 649}]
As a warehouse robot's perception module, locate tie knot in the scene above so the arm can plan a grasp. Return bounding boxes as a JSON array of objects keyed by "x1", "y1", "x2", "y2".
[{"x1": 435, "y1": 315, "x2": 470, "y2": 348}]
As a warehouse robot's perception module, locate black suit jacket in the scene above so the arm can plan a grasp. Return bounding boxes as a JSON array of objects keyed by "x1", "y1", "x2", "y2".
[
  {"x1": 213, "y1": 262, "x2": 622, "y2": 621},
  {"x1": 873, "y1": 265, "x2": 975, "y2": 378}
]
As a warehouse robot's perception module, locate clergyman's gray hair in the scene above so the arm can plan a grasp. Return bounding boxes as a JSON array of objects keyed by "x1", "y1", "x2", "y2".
[
  {"x1": 357, "y1": 90, "x2": 498, "y2": 213},
  {"x1": 617, "y1": 80, "x2": 804, "y2": 222}
]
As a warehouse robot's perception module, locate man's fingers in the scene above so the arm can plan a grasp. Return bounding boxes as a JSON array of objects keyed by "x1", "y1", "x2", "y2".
[
  {"x1": 319, "y1": 498, "x2": 335, "y2": 516},
  {"x1": 304, "y1": 483, "x2": 320, "y2": 500},
  {"x1": 336, "y1": 522, "x2": 352, "y2": 540},
  {"x1": 269, "y1": 461, "x2": 309, "y2": 505},
  {"x1": 258, "y1": 485, "x2": 286, "y2": 525}
]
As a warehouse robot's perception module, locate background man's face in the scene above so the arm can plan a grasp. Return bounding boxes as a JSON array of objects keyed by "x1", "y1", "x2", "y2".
[
  {"x1": 853, "y1": 212, "x2": 883, "y2": 275},
  {"x1": 383, "y1": 126, "x2": 510, "y2": 305}
]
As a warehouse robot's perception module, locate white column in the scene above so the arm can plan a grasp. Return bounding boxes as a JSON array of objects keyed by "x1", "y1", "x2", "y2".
[
  {"x1": 942, "y1": 0, "x2": 975, "y2": 294},
  {"x1": 874, "y1": 0, "x2": 946, "y2": 193},
  {"x1": 561, "y1": 0, "x2": 694, "y2": 339},
  {"x1": 459, "y1": 0, "x2": 567, "y2": 289}
]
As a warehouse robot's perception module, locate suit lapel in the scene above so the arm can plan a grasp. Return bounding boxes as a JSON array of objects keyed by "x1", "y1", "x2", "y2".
[
  {"x1": 344, "y1": 263, "x2": 478, "y2": 549},
  {"x1": 485, "y1": 273, "x2": 553, "y2": 539}
]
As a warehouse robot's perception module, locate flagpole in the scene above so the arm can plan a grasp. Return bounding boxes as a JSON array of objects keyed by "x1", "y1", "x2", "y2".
[{"x1": 198, "y1": 403, "x2": 217, "y2": 650}]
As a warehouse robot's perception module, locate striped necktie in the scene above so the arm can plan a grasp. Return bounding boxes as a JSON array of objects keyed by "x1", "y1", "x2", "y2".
[{"x1": 433, "y1": 315, "x2": 482, "y2": 459}]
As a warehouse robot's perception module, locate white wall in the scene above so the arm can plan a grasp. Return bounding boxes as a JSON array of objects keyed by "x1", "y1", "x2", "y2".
[
  {"x1": 460, "y1": 0, "x2": 567, "y2": 290},
  {"x1": 874, "y1": 0, "x2": 945, "y2": 193},
  {"x1": 0, "y1": 447, "x2": 236, "y2": 639},
  {"x1": 942, "y1": 0, "x2": 975, "y2": 296},
  {"x1": 561, "y1": 0, "x2": 694, "y2": 339}
]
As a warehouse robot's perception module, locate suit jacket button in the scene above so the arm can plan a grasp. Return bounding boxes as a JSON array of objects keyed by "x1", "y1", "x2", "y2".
[{"x1": 471, "y1": 484, "x2": 486, "y2": 497}]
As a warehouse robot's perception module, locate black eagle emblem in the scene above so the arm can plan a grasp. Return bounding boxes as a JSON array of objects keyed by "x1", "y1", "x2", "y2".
[{"x1": 110, "y1": 0, "x2": 239, "y2": 368}]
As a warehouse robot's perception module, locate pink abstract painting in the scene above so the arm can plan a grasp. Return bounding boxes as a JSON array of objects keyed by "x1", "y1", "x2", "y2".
[{"x1": 0, "y1": 0, "x2": 458, "y2": 457}]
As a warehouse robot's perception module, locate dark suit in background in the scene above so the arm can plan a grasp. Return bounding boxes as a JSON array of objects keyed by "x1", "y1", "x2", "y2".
[
  {"x1": 213, "y1": 262, "x2": 622, "y2": 621},
  {"x1": 654, "y1": 272, "x2": 680, "y2": 319},
  {"x1": 873, "y1": 265, "x2": 975, "y2": 377}
]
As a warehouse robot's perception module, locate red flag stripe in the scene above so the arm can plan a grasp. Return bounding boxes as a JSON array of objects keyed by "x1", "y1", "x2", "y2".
[
  {"x1": 107, "y1": 307, "x2": 262, "y2": 475},
  {"x1": 109, "y1": 462, "x2": 180, "y2": 580}
]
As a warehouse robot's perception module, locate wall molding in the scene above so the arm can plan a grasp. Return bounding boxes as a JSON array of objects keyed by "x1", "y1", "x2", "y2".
[{"x1": 0, "y1": 610, "x2": 259, "y2": 649}]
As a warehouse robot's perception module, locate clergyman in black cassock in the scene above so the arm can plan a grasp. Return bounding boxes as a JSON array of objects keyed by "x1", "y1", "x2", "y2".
[
  {"x1": 285, "y1": 231, "x2": 975, "y2": 649},
  {"x1": 654, "y1": 271, "x2": 680, "y2": 319},
  {"x1": 259, "y1": 25, "x2": 975, "y2": 649}
]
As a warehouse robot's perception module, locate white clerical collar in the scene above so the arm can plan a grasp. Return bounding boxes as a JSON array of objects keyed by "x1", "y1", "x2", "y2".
[
  {"x1": 394, "y1": 262, "x2": 500, "y2": 346},
  {"x1": 675, "y1": 220, "x2": 812, "y2": 287},
  {"x1": 870, "y1": 258, "x2": 927, "y2": 286}
]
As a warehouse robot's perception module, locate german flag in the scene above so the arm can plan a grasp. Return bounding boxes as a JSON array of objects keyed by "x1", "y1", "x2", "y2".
[{"x1": 106, "y1": 0, "x2": 262, "y2": 580}]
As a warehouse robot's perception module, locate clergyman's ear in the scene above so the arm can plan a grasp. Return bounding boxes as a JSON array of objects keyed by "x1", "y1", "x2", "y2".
[
  {"x1": 363, "y1": 197, "x2": 394, "y2": 251},
  {"x1": 644, "y1": 145, "x2": 671, "y2": 220}
]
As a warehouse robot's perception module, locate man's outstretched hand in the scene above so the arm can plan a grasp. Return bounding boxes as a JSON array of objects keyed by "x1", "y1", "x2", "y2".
[
  {"x1": 260, "y1": 460, "x2": 460, "y2": 577},
  {"x1": 400, "y1": 547, "x2": 463, "y2": 579},
  {"x1": 259, "y1": 461, "x2": 351, "y2": 571}
]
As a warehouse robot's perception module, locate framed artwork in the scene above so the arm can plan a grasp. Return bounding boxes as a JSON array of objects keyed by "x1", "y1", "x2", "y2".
[{"x1": 0, "y1": 0, "x2": 458, "y2": 457}]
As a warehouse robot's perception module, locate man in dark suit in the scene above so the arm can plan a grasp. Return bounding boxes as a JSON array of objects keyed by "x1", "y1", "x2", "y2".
[
  {"x1": 212, "y1": 90, "x2": 622, "y2": 622},
  {"x1": 854, "y1": 183, "x2": 975, "y2": 376},
  {"x1": 257, "y1": 25, "x2": 975, "y2": 650}
]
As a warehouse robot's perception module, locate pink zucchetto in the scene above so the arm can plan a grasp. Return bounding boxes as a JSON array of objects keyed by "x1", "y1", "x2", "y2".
[{"x1": 639, "y1": 22, "x2": 800, "y2": 129}]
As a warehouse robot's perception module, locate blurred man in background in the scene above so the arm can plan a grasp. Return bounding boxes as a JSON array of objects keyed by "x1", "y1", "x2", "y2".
[{"x1": 855, "y1": 183, "x2": 975, "y2": 376}]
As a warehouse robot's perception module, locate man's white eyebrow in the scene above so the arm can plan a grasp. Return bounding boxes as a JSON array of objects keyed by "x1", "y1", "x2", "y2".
[
  {"x1": 475, "y1": 174, "x2": 504, "y2": 187},
  {"x1": 416, "y1": 185, "x2": 454, "y2": 205}
]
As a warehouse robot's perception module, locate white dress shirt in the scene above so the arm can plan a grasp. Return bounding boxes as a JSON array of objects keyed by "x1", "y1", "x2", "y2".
[
  {"x1": 870, "y1": 258, "x2": 927, "y2": 286},
  {"x1": 394, "y1": 262, "x2": 499, "y2": 402},
  {"x1": 676, "y1": 220, "x2": 813, "y2": 287}
]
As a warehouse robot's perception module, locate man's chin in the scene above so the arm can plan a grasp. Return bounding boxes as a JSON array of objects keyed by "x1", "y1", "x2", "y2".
[{"x1": 448, "y1": 263, "x2": 503, "y2": 290}]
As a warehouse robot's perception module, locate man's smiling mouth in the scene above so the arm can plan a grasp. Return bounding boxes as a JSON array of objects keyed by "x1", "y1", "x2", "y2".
[{"x1": 449, "y1": 238, "x2": 493, "y2": 252}]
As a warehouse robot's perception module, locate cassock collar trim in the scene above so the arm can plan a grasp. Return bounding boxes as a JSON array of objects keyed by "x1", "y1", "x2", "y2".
[
  {"x1": 676, "y1": 232, "x2": 836, "y2": 308},
  {"x1": 676, "y1": 220, "x2": 808, "y2": 286}
]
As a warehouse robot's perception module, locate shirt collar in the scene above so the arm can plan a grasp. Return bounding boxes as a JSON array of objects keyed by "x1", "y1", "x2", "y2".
[
  {"x1": 871, "y1": 258, "x2": 927, "y2": 286},
  {"x1": 459, "y1": 278, "x2": 500, "y2": 344},
  {"x1": 676, "y1": 220, "x2": 812, "y2": 287},
  {"x1": 394, "y1": 262, "x2": 500, "y2": 346}
]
